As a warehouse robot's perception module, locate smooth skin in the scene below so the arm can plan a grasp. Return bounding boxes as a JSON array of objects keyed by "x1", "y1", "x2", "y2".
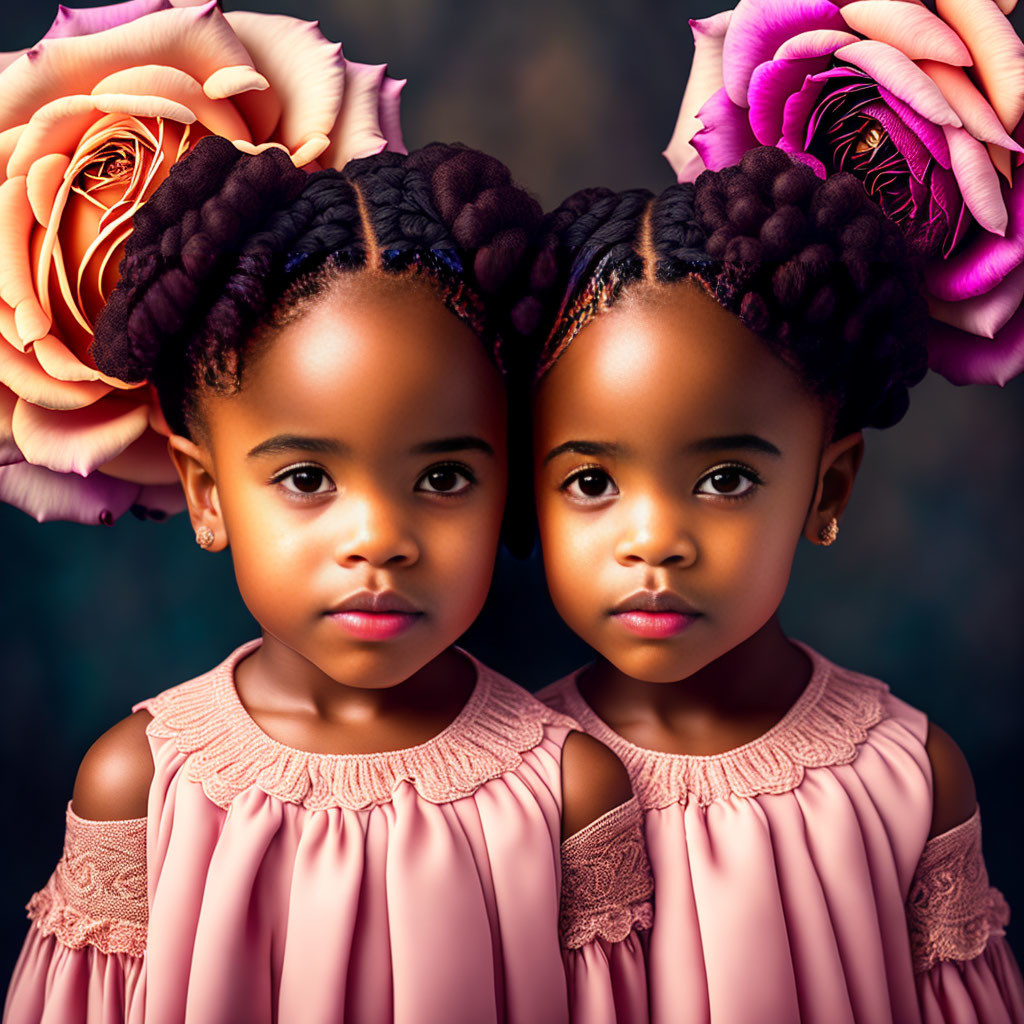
[
  {"x1": 533, "y1": 280, "x2": 975, "y2": 838},
  {"x1": 74, "y1": 272, "x2": 631, "y2": 839}
]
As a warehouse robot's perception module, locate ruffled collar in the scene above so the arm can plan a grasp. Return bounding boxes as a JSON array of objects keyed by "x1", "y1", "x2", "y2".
[
  {"x1": 139, "y1": 640, "x2": 575, "y2": 812},
  {"x1": 543, "y1": 642, "x2": 888, "y2": 810}
]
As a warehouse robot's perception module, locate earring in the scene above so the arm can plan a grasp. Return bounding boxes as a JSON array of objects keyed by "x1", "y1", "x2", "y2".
[
  {"x1": 818, "y1": 517, "x2": 839, "y2": 546},
  {"x1": 195, "y1": 525, "x2": 215, "y2": 549}
]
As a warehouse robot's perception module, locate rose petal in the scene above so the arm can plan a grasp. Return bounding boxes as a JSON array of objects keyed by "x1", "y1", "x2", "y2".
[
  {"x1": 928, "y1": 303, "x2": 1024, "y2": 385},
  {"x1": 0, "y1": 2, "x2": 258, "y2": 130},
  {"x1": 7, "y1": 94, "x2": 110, "y2": 178},
  {"x1": 320, "y1": 61, "x2": 390, "y2": 170},
  {"x1": 12, "y1": 392, "x2": 150, "y2": 475},
  {"x1": 665, "y1": 12, "x2": 733, "y2": 182},
  {"x1": 0, "y1": 50, "x2": 28, "y2": 74},
  {"x1": 0, "y1": 335, "x2": 111, "y2": 408},
  {"x1": 876, "y1": 87, "x2": 951, "y2": 169},
  {"x1": 863, "y1": 100, "x2": 934, "y2": 183},
  {"x1": 33, "y1": 334, "x2": 136, "y2": 388},
  {"x1": 840, "y1": 2, "x2": 971, "y2": 65},
  {"x1": 0, "y1": 384, "x2": 21, "y2": 465},
  {"x1": 0, "y1": 460, "x2": 139, "y2": 524},
  {"x1": 692, "y1": 87, "x2": 762, "y2": 171},
  {"x1": 92, "y1": 65, "x2": 250, "y2": 141},
  {"x1": 988, "y1": 142, "x2": 1014, "y2": 183},
  {"x1": 25, "y1": 153, "x2": 71, "y2": 228},
  {"x1": 927, "y1": 259, "x2": 1024, "y2": 337},
  {"x1": 0, "y1": 124, "x2": 26, "y2": 178},
  {"x1": 926, "y1": 177, "x2": 1024, "y2": 298},
  {"x1": 378, "y1": 76, "x2": 407, "y2": 155},
  {"x1": 43, "y1": 1, "x2": 172, "y2": 40},
  {"x1": 935, "y1": 0, "x2": 1024, "y2": 134},
  {"x1": 995, "y1": 0, "x2": 1018, "y2": 12},
  {"x1": 918, "y1": 60, "x2": 1023, "y2": 152},
  {"x1": 773, "y1": 29, "x2": 858, "y2": 61},
  {"x1": 224, "y1": 12, "x2": 343, "y2": 164},
  {"x1": 0, "y1": 177, "x2": 50, "y2": 345},
  {"x1": 782, "y1": 76, "x2": 829, "y2": 151},
  {"x1": 201, "y1": 64, "x2": 269, "y2": 101},
  {"x1": 722, "y1": 0, "x2": 847, "y2": 107},
  {"x1": 99, "y1": 425, "x2": 178, "y2": 483},
  {"x1": 749, "y1": 55, "x2": 832, "y2": 146},
  {"x1": 834, "y1": 41, "x2": 961, "y2": 127},
  {"x1": 943, "y1": 124, "x2": 1007, "y2": 235}
]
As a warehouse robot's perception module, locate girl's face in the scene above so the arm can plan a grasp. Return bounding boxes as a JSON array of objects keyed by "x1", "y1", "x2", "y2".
[
  {"x1": 533, "y1": 281, "x2": 840, "y2": 684},
  {"x1": 176, "y1": 275, "x2": 507, "y2": 689}
]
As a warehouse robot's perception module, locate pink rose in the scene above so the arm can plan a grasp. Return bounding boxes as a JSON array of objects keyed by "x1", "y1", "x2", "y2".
[
  {"x1": 0, "y1": 0, "x2": 405, "y2": 524},
  {"x1": 665, "y1": 0, "x2": 1024, "y2": 387}
]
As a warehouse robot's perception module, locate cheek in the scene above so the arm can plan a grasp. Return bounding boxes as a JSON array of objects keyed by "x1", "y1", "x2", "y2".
[{"x1": 536, "y1": 497, "x2": 602, "y2": 620}]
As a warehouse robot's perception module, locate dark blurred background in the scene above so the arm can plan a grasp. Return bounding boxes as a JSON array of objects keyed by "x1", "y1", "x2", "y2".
[{"x1": 1, "y1": 0, "x2": 1022, "y2": 980}]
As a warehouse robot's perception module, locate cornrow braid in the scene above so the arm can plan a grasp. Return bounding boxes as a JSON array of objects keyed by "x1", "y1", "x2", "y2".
[
  {"x1": 532, "y1": 147, "x2": 929, "y2": 435},
  {"x1": 92, "y1": 137, "x2": 543, "y2": 437}
]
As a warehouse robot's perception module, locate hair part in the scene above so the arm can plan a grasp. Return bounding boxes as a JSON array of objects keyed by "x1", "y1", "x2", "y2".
[
  {"x1": 530, "y1": 147, "x2": 928, "y2": 435},
  {"x1": 92, "y1": 138, "x2": 542, "y2": 438}
]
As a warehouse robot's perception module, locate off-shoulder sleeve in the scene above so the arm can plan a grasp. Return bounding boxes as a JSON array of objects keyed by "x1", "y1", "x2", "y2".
[
  {"x1": 3, "y1": 804, "x2": 147, "y2": 1024},
  {"x1": 560, "y1": 796, "x2": 652, "y2": 1024},
  {"x1": 909, "y1": 809, "x2": 1024, "y2": 1024}
]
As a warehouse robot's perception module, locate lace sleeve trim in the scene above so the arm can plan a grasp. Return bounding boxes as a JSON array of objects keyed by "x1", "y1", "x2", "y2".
[
  {"x1": 906, "y1": 808, "x2": 1010, "y2": 974},
  {"x1": 559, "y1": 796, "x2": 654, "y2": 950},
  {"x1": 26, "y1": 804, "x2": 147, "y2": 957}
]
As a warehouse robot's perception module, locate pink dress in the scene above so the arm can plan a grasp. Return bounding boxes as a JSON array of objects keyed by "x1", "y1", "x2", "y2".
[
  {"x1": 4, "y1": 640, "x2": 653, "y2": 1024},
  {"x1": 539, "y1": 643, "x2": 1024, "y2": 1024}
]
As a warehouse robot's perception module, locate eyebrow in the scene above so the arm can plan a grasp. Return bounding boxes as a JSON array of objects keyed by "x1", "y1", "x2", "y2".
[
  {"x1": 247, "y1": 435, "x2": 347, "y2": 459},
  {"x1": 685, "y1": 434, "x2": 783, "y2": 457},
  {"x1": 247, "y1": 434, "x2": 495, "y2": 459},
  {"x1": 543, "y1": 441, "x2": 623, "y2": 465},
  {"x1": 409, "y1": 436, "x2": 495, "y2": 457}
]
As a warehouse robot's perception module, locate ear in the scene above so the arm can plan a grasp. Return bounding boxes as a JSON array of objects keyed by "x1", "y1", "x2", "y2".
[
  {"x1": 802, "y1": 432, "x2": 864, "y2": 545},
  {"x1": 168, "y1": 434, "x2": 228, "y2": 551}
]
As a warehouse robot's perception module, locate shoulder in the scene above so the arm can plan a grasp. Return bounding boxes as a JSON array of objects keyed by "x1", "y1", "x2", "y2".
[
  {"x1": 925, "y1": 721, "x2": 977, "y2": 838},
  {"x1": 560, "y1": 730, "x2": 634, "y2": 841},
  {"x1": 71, "y1": 710, "x2": 154, "y2": 821}
]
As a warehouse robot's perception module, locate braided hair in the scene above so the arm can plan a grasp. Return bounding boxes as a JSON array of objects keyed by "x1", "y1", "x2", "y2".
[
  {"x1": 92, "y1": 136, "x2": 542, "y2": 438},
  {"x1": 531, "y1": 147, "x2": 928, "y2": 436}
]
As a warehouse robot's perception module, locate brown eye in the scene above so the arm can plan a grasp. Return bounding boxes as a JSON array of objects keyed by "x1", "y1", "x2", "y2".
[
  {"x1": 564, "y1": 468, "x2": 617, "y2": 500},
  {"x1": 417, "y1": 464, "x2": 473, "y2": 495},
  {"x1": 695, "y1": 467, "x2": 757, "y2": 498},
  {"x1": 278, "y1": 466, "x2": 334, "y2": 496}
]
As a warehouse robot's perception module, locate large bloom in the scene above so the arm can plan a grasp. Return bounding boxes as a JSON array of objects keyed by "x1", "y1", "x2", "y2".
[
  {"x1": 0, "y1": 0, "x2": 405, "y2": 524},
  {"x1": 665, "y1": 0, "x2": 1024, "y2": 387}
]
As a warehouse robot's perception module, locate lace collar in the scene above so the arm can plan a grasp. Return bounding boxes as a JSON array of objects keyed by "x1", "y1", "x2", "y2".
[
  {"x1": 139, "y1": 640, "x2": 575, "y2": 812},
  {"x1": 543, "y1": 643, "x2": 888, "y2": 810}
]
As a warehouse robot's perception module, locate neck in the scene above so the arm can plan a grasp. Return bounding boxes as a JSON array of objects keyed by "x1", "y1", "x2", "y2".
[
  {"x1": 237, "y1": 632, "x2": 473, "y2": 727},
  {"x1": 581, "y1": 615, "x2": 810, "y2": 726}
]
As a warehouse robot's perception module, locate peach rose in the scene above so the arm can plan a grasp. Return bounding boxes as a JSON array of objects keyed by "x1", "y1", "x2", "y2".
[{"x1": 0, "y1": 0, "x2": 405, "y2": 524}]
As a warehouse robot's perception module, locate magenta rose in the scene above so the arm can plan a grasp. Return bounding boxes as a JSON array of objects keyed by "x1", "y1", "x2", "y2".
[
  {"x1": 0, "y1": 0, "x2": 405, "y2": 524},
  {"x1": 665, "y1": 0, "x2": 1024, "y2": 387}
]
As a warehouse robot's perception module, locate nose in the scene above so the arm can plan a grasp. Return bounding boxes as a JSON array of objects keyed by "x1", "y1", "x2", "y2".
[
  {"x1": 613, "y1": 493, "x2": 697, "y2": 568},
  {"x1": 333, "y1": 493, "x2": 419, "y2": 569}
]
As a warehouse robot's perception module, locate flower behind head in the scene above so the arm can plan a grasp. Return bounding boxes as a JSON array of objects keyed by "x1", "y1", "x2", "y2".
[
  {"x1": 665, "y1": 0, "x2": 1024, "y2": 389},
  {"x1": 0, "y1": 0, "x2": 406, "y2": 524}
]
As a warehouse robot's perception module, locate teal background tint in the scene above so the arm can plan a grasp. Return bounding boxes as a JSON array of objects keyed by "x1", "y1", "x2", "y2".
[{"x1": 1, "y1": 0, "x2": 1022, "y2": 978}]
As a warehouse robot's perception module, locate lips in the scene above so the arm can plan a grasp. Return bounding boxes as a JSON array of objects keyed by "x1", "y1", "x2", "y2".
[
  {"x1": 327, "y1": 590, "x2": 423, "y2": 641},
  {"x1": 610, "y1": 591, "x2": 699, "y2": 640}
]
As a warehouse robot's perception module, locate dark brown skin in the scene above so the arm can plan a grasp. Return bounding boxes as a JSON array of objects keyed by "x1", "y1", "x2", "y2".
[
  {"x1": 533, "y1": 280, "x2": 976, "y2": 838},
  {"x1": 73, "y1": 272, "x2": 631, "y2": 841}
]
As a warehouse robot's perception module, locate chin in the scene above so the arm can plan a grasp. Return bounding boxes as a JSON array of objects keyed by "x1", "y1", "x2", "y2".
[{"x1": 601, "y1": 644, "x2": 712, "y2": 685}]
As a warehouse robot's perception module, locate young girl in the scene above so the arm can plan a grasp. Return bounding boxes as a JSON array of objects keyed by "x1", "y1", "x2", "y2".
[
  {"x1": 530, "y1": 147, "x2": 1024, "y2": 1024},
  {"x1": 3, "y1": 136, "x2": 652, "y2": 1024}
]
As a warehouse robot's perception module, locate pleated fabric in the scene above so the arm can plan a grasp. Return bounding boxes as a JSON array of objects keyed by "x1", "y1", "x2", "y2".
[
  {"x1": 539, "y1": 642, "x2": 1024, "y2": 1024},
  {"x1": 4, "y1": 641, "x2": 651, "y2": 1024}
]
